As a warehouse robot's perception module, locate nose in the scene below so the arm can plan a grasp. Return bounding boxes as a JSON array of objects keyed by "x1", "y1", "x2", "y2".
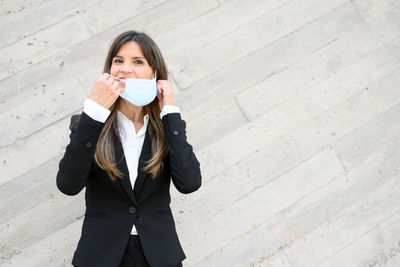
[{"x1": 119, "y1": 62, "x2": 134, "y2": 75}]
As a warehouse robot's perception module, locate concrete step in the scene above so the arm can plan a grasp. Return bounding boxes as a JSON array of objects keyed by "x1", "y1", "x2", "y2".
[
  {"x1": 318, "y1": 210, "x2": 400, "y2": 266},
  {"x1": 195, "y1": 44, "x2": 400, "y2": 185},
  {"x1": 174, "y1": 2, "x2": 378, "y2": 121},
  {"x1": 193, "y1": 135, "x2": 400, "y2": 266},
  {"x1": 187, "y1": 3, "x2": 385, "y2": 150},
  {"x1": 0, "y1": 218, "x2": 83, "y2": 266},
  {"x1": 169, "y1": 0, "x2": 348, "y2": 90},
  {"x1": 0, "y1": 0, "x2": 101, "y2": 48},
  {"x1": 174, "y1": 68, "x2": 400, "y2": 264}
]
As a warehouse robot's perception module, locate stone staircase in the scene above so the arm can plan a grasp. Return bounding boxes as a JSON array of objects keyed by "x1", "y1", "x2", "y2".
[{"x1": 1, "y1": 0, "x2": 400, "y2": 266}]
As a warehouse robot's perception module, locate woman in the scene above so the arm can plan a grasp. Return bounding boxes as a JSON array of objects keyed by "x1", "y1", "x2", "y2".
[{"x1": 56, "y1": 30, "x2": 202, "y2": 267}]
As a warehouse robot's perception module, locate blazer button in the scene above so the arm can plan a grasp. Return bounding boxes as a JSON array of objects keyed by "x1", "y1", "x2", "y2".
[
  {"x1": 173, "y1": 130, "x2": 179, "y2": 136},
  {"x1": 129, "y1": 206, "x2": 136, "y2": 214},
  {"x1": 85, "y1": 141, "x2": 92, "y2": 148}
]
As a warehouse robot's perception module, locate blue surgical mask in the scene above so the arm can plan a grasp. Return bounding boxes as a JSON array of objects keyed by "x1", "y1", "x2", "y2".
[{"x1": 119, "y1": 71, "x2": 157, "y2": 106}]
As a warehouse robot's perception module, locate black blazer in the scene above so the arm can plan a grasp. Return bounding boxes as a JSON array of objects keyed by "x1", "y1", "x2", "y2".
[{"x1": 56, "y1": 110, "x2": 202, "y2": 267}]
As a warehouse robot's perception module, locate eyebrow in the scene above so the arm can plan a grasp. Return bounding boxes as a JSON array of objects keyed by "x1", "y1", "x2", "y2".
[{"x1": 114, "y1": 55, "x2": 145, "y2": 60}]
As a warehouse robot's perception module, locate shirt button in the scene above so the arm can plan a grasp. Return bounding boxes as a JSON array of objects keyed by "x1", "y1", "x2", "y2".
[
  {"x1": 173, "y1": 130, "x2": 179, "y2": 136},
  {"x1": 129, "y1": 206, "x2": 136, "y2": 214},
  {"x1": 139, "y1": 217, "x2": 143, "y2": 221},
  {"x1": 85, "y1": 141, "x2": 92, "y2": 148}
]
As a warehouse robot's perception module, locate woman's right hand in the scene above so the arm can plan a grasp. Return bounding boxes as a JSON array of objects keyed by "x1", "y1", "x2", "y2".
[{"x1": 88, "y1": 73, "x2": 125, "y2": 110}]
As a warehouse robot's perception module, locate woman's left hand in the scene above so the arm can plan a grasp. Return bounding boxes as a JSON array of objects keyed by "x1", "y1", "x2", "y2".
[{"x1": 156, "y1": 80, "x2": 175, "y2": 110}]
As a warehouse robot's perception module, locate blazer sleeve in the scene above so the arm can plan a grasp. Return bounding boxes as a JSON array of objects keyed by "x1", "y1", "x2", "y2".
[
  {"x1": 56, "y1": 111, "x2": 105, "y2": 196},
  {"x1": 162, "y1": 112, "x2": 202, "y2": 194}
]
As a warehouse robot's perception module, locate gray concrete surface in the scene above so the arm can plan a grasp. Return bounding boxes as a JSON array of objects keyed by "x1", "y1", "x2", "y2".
[{"x1": 1, "y1": 0, "x2": 400, "y2": 266}]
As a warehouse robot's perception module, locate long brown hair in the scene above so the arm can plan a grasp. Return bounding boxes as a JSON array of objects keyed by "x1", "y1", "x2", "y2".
[{"x1": 94, "y1": 30, "x2": 169, "y2": 182}]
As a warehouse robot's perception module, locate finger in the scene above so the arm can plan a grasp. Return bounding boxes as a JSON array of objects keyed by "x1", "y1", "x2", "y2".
[
  {"x1": 108, "y1": 74, "x2": 120, "y2": 82},
  {"x1": 98, "y1": 73, "x2": 109, "y2": 83},
  {"x1": 105, "y1": 76, "x2": 115, "y2": 85},
  {"x1": 157, "y1": 80, "x2": 168, "y2": 85},
  {"x1": 110, "y1": 80, "x2": 119, "y2": 91},
  {"x1": 114, "y1": 80, "x2": 120, "y2": 87}
]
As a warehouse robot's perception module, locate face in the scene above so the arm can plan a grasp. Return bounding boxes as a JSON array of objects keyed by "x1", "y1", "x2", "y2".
[{"x1": 110, "y1": 41, "x2": 155, "y2": 87}]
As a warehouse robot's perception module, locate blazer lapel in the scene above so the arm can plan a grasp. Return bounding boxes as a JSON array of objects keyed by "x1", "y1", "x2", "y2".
[
  {"x1": 115, "y1": 135, "x2": 137, "y2": 205},
  {"x1": 133, "y1": 126, "x2": 152, "y2": 198},
  {"x1": 115, "y1": 123, "x2": 152, "y2": 205}
]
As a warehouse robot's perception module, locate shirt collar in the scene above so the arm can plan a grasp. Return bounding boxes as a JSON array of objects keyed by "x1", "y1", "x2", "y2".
[{"x1": 117, "y1": 110, "x2": 149, "y2": 138}]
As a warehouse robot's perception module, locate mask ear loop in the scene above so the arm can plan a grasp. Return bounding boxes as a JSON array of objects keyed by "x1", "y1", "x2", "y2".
[{"x1": 108, "y1": 74, "x2": 122, "y2": 81}]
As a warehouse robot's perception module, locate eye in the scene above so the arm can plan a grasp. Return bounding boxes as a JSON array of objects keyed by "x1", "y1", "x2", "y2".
[
  {"x1": 113, "y1": 59, "x2": 122, "y2": 63},
  {"x1": 135, "y1": 60, "x2": 144, "y2": 65}
]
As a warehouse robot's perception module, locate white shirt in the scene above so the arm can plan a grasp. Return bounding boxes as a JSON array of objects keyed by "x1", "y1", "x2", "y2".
[{"x1": 83, "y1": 98, "x2": 180, "y2": 234}]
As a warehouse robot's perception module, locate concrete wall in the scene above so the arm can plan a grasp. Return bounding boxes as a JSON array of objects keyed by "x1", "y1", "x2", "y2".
[{"x1": 1, "y1": 0, "x2": 400, "y2": 266}]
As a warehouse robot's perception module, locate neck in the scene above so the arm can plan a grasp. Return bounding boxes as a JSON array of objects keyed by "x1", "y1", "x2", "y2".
[{"x1": 118, "y1": 98, "x2": 146, "y2": 122}]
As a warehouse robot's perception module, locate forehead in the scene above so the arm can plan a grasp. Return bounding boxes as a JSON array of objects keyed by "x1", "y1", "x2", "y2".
[{"x1": 115, "y1": 41, "x2": 144, "y2": 57}]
